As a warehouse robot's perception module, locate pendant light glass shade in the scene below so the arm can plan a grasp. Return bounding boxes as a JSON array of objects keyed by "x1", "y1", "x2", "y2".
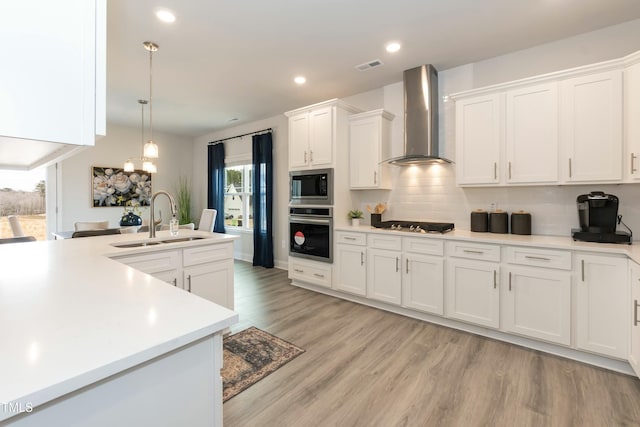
[
  {"x1": 124, "y1": 159, "x2": 135, "y2": 172},
  {"x1": 144, "y1": 41, "x2": 159, "y2": 160},
  {"x1": 143, "y1": 140, "x2": 159, "y2": 158}
]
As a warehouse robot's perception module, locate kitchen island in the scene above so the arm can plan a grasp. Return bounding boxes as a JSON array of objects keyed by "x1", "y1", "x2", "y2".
[{"x1": 0, "y1": 230, "x2": 238, "y2": 426}]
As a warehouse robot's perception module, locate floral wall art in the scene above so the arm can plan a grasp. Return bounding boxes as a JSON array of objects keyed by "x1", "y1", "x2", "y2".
[{"x1": 92, "y1": 167, "x2": 152, "y2": 207}]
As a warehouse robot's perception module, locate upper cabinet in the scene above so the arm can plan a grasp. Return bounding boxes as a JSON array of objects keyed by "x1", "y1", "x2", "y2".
[
  {"x1": 0, "y1": 0, "x2": 106, "y2": 170},
  {"x1": 285, "y1": 99, "x2": 360, "y2": 171},
  {"x1": 452, "y1": 51, "x2": 639, "y2": 187},
  {"x1": 349, "y1": 109, "x2": 394, "y2": 189}
]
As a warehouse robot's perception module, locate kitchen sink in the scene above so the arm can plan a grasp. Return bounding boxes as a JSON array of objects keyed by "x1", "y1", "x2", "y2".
[{"x1": 111, "y1": 236, "x2": 207, "y2": 248}]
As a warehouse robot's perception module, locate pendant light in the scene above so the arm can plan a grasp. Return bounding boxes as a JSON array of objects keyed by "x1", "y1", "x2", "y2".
[{"x1": 143, "y1": 41, "x2": 159, "y2": 160}]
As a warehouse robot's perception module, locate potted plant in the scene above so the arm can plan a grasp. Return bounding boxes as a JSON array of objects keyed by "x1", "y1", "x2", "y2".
[
  {"x1": 175, "y1": 176, "x2": 193, "y2": 225},
  {"x1": 348, "y1": 209, "x2": 364, "y2": 227}
]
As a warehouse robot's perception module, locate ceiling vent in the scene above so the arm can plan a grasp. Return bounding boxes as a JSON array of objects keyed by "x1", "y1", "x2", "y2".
[{"x1": 355, "y1": 59, "x2": 384, "y2": 71}]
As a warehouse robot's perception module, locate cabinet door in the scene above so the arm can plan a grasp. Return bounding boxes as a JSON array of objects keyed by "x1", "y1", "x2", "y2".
[
  {"x1": 309, "y1": 106, "x2": 334, "y2": 168},
  {"x1": 367, "y1": 248, "x2": 401, "y2": 305},
  {"x1": 350, "y1": 115, "x2": 380, "y2": 188},
  {"x1": 446, "y1": 259, "x2": 500, "y2": 328},
  {"x1": 625, "y1": 62, "x2": 640, "y2": 180},
  {"x1": 505, "y1": 83, "x2": 559, "y2": 183},
  {"x1": 185, "y1": 259, "x2": 234, "y2": 310},
  {"x1": 455, "y1": 94, "x2": 501, "y2": 185},
  {"x1": 503, "y1": 267, "x2": 571, "y2": 345},
  {"x1": 562, "y1": 71, "x2": 623, "y2": 182},
  {"x1": 335, "y1": 244, "x2": 366, "y2": 296},
  {"x1": 576, "y1": 254, "x2": 628, "y2": 358},
  {"x1": 113, "y1": 250, "x2": 180, "y2": 286},
  {"x1": 630, "y1": 262, "x2": 640, "y2": 378},
  {"x1": 402, "y1": 254, "x2": 444, "y2": 315},
  {"x1": 289, "y1": 112, "x2": 310, "y2": 169},
  {"x1": 153, "y1": 270, "x2": 182, "y2": 288},
  {"x1": 0, "y1": 0, "x2": 104, "y2": 146}
]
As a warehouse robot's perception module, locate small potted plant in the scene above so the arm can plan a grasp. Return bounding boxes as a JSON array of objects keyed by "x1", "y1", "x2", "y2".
[{"x1": 348, "y1": 209, "x2": 364, "y2": 227}]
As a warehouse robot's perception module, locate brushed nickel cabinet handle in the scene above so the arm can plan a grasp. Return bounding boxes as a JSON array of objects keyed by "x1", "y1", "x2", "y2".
[
  {"x1": 463, "y1": 249, "x2": 484, "y2": 255},
  {"x1": 569, "y1": 158, "x2": 572, "y2": 178},
  {"x1": 172, "y1": 278, "x2": 177, "y2": 287},
  {"x1": 294, "y1": 268, "x2": 304, "y2": 273},
  {"x1": 187, "y1": 274, "x2": 192, "y2": 292},
  {"x1": 406, "y1": 258, "x2": 409, "y2": 274},
  {"x1": 304, "y1": 151, "x2": 307, "y2": 163},
  {"x1": 581, "y1": 259, "x2": 585, "y2": 282},
  {"x1": 374, "y1": 171, "x2": 377, "y2": 184},
  {"x1": 632, "y1": 153, "x2": 638, "y2": 174},
  {"x1": 635, "y1": 300, "x2": 639, "y2": 326},
  {"x1": 344, "y1": 236, "x2": 356, "y2": 241},
  {"x1": 494, "y1": 162, "x2": 497, "y2": 180},
  {"x1": 361, "y1": 252, "x2": 364, "y2": 266},
  {"x1": 493, "y1": 270, "x2": 497, "y2": 289},
  {"x1": 508, "y1": 161, "x2": 512, "y2": 180},
  {"x1": 313, "y1": 273, "x2": 324, "y2": 278},
  {"x1": 509, "y1": 272, "x2": 512, "y2": 291},
  {"x1": 525, "y1": 255, "x2": 551, "y2": 261},
  {"x1": 310, "y1": 150, "x2": 313, "y2": 162},
  {"x1": 396, "y1": 257, "x2": 399, "y2": 273}
]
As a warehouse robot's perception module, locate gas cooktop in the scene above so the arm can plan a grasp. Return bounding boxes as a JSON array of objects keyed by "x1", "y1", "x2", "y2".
[{"x1": 374, "y1": 221, "x2": 455, "y2": 234}]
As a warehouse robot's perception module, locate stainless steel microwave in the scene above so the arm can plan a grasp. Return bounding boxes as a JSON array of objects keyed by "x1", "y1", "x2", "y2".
[{"x1": 289, "y1": 168, "x2": 333, "y2": 205}]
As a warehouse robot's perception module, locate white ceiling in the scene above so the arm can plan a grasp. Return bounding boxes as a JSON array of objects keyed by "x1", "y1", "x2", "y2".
[{"x1": 106, "y1": 0, "x2": 640, "y2": 137}]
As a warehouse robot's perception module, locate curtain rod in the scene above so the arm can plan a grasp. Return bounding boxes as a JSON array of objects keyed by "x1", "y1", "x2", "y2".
[{"x1": 208, "y1": 127, "x2": 273, "y2": 145}]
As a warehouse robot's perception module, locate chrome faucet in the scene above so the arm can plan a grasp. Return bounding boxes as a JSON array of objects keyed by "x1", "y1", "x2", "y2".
[{"x1": 149, "y1": 191, "x2": 177, "y2": 238}]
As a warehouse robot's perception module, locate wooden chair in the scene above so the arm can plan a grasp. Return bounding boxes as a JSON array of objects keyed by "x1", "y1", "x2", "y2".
[
  {"x1": 74, "y1": 220, "x2": 109, "y2": 231},
  {"x1": 198, "y1": 209, "x2": 217, "y2": 232},
  {"x1": 7, "y1": 215, "x2": 25, "y2": 237},
  {"x1": 71, "y1": 228, "x2": 121, "y2": 238}
]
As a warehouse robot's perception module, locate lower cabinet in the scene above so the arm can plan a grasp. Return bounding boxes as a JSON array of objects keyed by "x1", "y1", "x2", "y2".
[
  {"x1": 575, "y1": 254, "x2": 628, "y2": 359},
  {"x1": 335, "y1": 244, "x2": 367, "y2": 296},
  {"x1": 446, "y1": 258, "x2": 500, "y2": 328},
  {"x1": 184, "y1": 260, "x2": 234, "y2": 309},
  {"x1": 114, "y1": 250, "x2": 181, "y2": 287},
  {"x1": 630, "y1": 261, "x2": 640, "y2": 377},
  {"x1": 503, "y1": 266, "x2": 571, "y2": 345},
  {"x1": 402, "y1": 253, "x2": 444, "y2": 315},
  {"x1": 367, "y1": 248, "x2": 401, "y2": 305},
  {"x1": 288, "y1": 257, "x2": 332, "y2": 288}
]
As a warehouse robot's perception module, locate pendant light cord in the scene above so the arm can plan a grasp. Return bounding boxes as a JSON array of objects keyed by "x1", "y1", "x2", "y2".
[{"x1": 148, "y1": 46, "x2": 153, "y2": 143}]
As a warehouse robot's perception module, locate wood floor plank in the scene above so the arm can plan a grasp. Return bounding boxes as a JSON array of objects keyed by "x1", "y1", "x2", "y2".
[{"x1": 224, "y1": 261, "x2": 640, "y2": 427}]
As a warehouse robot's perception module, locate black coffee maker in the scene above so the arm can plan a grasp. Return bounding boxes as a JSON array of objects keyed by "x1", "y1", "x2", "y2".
[{"x1": 571, "y1": 191, "x2": 631, "y2": 244}]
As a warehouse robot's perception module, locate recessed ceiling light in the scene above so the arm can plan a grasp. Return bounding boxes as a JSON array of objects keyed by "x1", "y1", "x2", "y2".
[
  {"x1": 155, "y1": 9, "x2": 176, "y2": 23},
  {"x1": 385, "y1": 42, "x2": 401, "y2": 53},
  {"x1": 294, "y1": 76, "x2": 306, "y2": 85}
]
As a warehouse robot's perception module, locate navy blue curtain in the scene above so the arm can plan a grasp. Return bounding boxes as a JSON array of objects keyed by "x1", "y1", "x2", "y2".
[
  {"x1": 252, "y1": 132, "x2": 274, "y2": 268},
  {"x1": 207, "y1": 143, "x2": 226, "y2": 233}
]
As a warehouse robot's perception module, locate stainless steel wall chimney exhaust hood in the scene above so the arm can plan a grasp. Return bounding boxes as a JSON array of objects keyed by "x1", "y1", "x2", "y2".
[{"x1": 387, "y1": 64, "x2": 452, "y2": 165}]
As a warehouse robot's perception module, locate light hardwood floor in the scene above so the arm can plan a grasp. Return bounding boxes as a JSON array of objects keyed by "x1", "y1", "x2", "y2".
[{"x1": 224, "y1": 261, "x2": 640, "y2": 427}]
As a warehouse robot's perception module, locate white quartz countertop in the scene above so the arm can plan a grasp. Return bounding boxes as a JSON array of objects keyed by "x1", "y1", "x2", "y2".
[
  {"x1": 0, "y1": 230, "x2": 239, "y2": 421},
  {"x1": 336, "y1": 225, "x2": 640, "y2": 263}
]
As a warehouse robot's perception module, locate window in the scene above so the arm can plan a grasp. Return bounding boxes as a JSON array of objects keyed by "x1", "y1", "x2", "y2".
[{"x1": 224, "y1": 164, "x2": 253, "y2": 230}]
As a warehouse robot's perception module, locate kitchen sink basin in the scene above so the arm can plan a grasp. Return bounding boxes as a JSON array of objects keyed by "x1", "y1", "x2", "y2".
[{"x1": 111, "y1": 236, "x2": 207, "y2": 248}]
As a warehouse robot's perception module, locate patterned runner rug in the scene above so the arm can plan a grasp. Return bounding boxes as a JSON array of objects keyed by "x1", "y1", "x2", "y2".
[{"x1": 222, "y1": 327, "x2": 305, "y2": 402}]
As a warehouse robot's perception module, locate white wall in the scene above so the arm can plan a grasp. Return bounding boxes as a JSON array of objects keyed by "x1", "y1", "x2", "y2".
[
  {"x1": 350, "y1": 18, "x2": 640, "y2": 239},
  {"x1": 58, "y1": 123, "x2": 194, "y2": 232},
  {"x1": 192, "y1": 116, "x2": 289, "y2": 268}
]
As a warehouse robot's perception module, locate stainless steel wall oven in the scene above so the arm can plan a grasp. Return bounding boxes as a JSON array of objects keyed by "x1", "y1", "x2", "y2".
[{"x1": 289, "y1": 206, "x2": 333, "y2": 263}]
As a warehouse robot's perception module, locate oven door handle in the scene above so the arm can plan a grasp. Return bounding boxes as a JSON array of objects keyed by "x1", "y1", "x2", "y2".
[{"x1": 289, "y1": 216, "x2": 332, "y2": 225}]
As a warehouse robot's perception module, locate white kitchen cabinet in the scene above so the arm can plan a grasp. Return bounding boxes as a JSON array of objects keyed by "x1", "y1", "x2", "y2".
[
  {"x1": 630, "y1": 261, "x2": 640, "y2": 378},
  {"x1": 503, "y1": 266, "x2": 571, "y2": 345},
  {"x1": 402, "y1": 253, "x2": 444, "y2": 315},
  {"x1": 561, "y1": 71, "x2": 623, "y2": 182},
  {"x1": 288, "y1": 257, "x2": 333, "y2": 288},
  {"x1": 114, "y1": 250, "x2": 181, "y2": 288},
  {"x1": 455, "y1": 94, "x2": 501, "y2": 185},
  {"x1": 286, "y1": 99, "x2": 360, "y2": 170},
  {"x1": 367, "y1": 248, "x2": 402, "y2": 305},
  {"x1": 505, "y1": 83, "x2": 559, "y2": 184},
  {"x1": 625, "y1": 58, "x2": 640, "y2": 181},
  {"x1": 184, "y1": 260, "x2": 234, "y2": 309},
  {"x1": 349, "y1": 109, "x2": 394, "y2": 189},
  {"x1": 335, "y1": 244, "x2": 367, "y2": 296},
  {"x1": 0, "y1": 0, "x2": 106, "y2": 170},
  {"x1": 575, "y1": 254, "x2": 628, "y2": 359}
]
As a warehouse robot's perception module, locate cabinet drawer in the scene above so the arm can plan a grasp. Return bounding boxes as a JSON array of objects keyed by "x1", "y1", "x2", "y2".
[
  {"x1": 505, "y1": 246, "x2": 571, "y2": 270},
  {"x1": 368, "y1": 234, "x2": 402, "y2": 250},
  {"x1": 403, "y1": 237, "x2": 444, "y2": 256},
  {"x1": 183, "y1": 243, "x2": 233, "y2": 267},
  {"x1": 289, "y1": 258, "x2": 332, "y2": 288},
  {"x1": 336, "y1": 231, "x2": 366, "y2": 246},
  {"x1": 446, "y1": 241, "x2": 500, "y2": 262},
  {"x1": 114, "y1": 250, "x2": 180, "y2": 274}
]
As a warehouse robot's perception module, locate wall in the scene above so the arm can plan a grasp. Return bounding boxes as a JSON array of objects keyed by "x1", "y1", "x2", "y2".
[
  {"x1": 57, "y1": 123, "x2": 194, "y2": 232},
  {"x1": 349, "y1": 18, "x2": 640, "y2": 239},
  {"x1": 192, "y1": 116, "x2": 289, "y2": 268}
]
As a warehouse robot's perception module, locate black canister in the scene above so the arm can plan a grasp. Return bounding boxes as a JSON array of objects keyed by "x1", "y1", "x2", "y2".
[
  {"x1": 511, "y1": 210, "x2": 532, "y2": 235},
  {"x1": 470, "y1": 210, "x2": 489, "y2": 232},
  {"x1": 371, "y1": 213, "x2": 382, "y2": 228},
  {"x1": 489, "y1": 210, "x2": 509, "y2": 234}
]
